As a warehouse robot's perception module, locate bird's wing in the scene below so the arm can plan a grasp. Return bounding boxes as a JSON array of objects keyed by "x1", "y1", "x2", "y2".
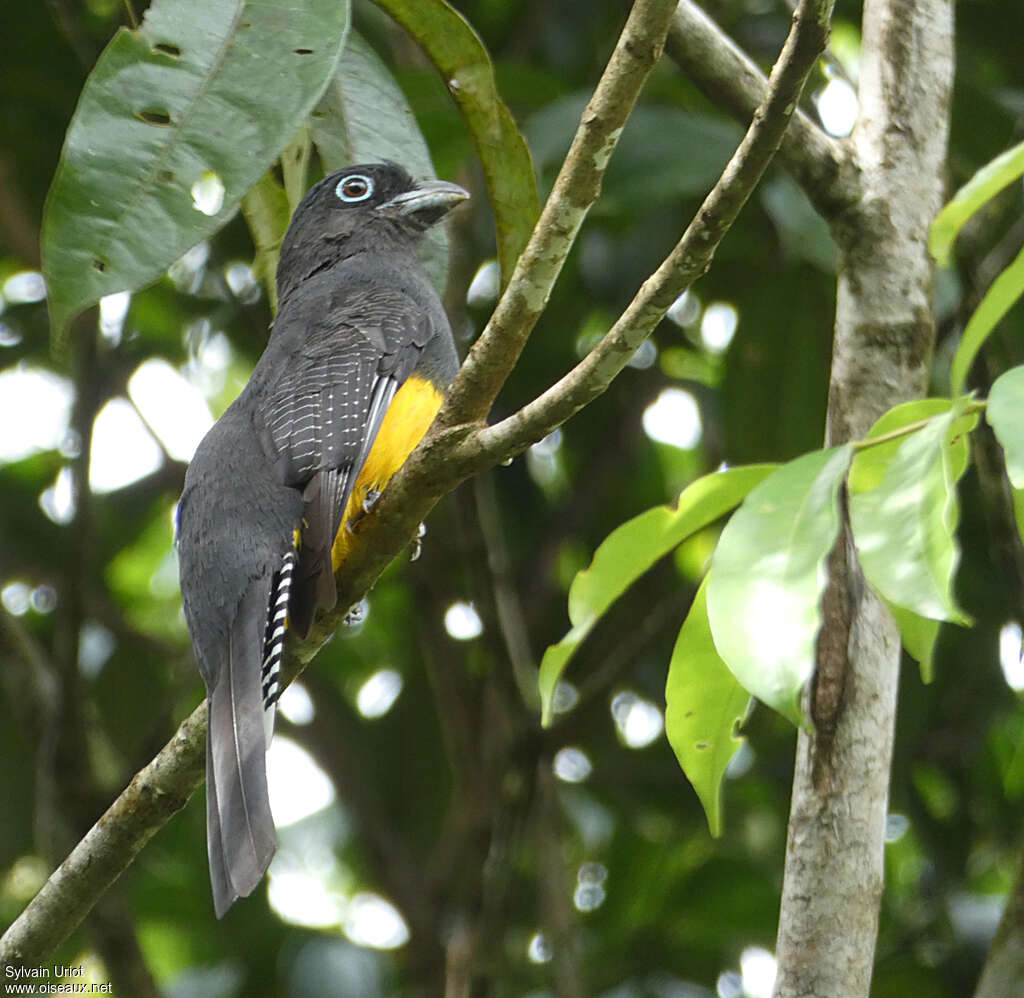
[{"x1": 259, "y1": 285, "x2": 435, "y2": 635}]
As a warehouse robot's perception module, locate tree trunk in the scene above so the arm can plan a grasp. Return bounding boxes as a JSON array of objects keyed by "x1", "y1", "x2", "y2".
[{"x1": 772, "y1": 0, "x2": 955, "y2": 995}]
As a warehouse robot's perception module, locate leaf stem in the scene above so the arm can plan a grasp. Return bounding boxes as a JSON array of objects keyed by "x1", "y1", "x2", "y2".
[{"x1": 851, "y1": 399, "x2": 986, "y2": 452}]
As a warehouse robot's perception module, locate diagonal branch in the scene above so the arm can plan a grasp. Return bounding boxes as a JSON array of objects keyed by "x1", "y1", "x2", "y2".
[
  {"x1": 450, "y1": 0, "x2": 840, "y2": 466},
  {"x1": 665, "y1": 0, "x2": 859, "y2": 222},
  {"x1": 439, "y1": 0, "x2": 680, "y2": 427}
]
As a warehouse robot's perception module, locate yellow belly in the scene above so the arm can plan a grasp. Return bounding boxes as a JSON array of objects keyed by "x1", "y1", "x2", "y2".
[{"x1": 331, "y1": 374, "x2": 444, "y2": 571}]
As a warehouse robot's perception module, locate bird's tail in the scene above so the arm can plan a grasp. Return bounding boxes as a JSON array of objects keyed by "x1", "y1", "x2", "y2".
[{"x1": 206, "y1": 579, "x2": 277, "y2": 918}]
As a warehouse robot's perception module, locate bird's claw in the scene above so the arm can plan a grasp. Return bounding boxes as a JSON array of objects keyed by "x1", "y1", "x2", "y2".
[
  {"x1": 362, "y1": 489, "x2": 382, "y2": 515},
  {"x1": 409, "y1": 522, "x2": 427, "y2": 562}
]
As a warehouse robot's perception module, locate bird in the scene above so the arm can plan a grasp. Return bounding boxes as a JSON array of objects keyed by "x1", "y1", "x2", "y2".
[{"x1": 176, "y1": 162, "x2": 468, "y2": 917}]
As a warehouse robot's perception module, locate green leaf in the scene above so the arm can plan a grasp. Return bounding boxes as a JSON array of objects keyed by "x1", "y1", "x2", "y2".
[
  {"x1": 850, "y1": 403, "x2": 972, "y2": 625},
  {"x1": 887, "y1": 601, "x2": 941, "y2": 683},
  {"x1": 42, "y1": 0, "x2": 351, "y2": 346},
  {"x1": 665, "y1": 578, "x2": 750, "y2": 837},
  {"x1": 281, "y1": 125, "x2": 314, "y2": 216},
  {"x1": 240, "y1": 171, "x2": 290, "y2": 314},
  {"x1": 988, "y1": 365, "x2": 1024, "y2": 488},
  {"x1": 1014, "y1": 489, "x2": 1024, "y2": 549},
  {"x1": 374, "y1": 0, "x2": 540, "y2": 286},
  {"x1": 950, "y1": 243, "x2": 1024, "y2": 394},
  {"x1": 848, "y1": 398, "x2": 975, "y2": 495},
  {"x1": 929, "y1": 141, "x2": 1024, "y2": 266},
  {"x1": 538, "y1": 465, "x2": 777, "y2": 725},
  {"x1": 988, "y1": 364, "x2": 1024, "y2": 545},
  {"x1": 311, "y1": 31, "x2": 450, "y2": 291},
  {"x1": 707, "y1": 446, "x2": 854, "y2": 728}
]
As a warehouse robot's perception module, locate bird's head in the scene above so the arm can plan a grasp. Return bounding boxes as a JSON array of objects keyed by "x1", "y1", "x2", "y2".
[{"x1": 276, "y1": 162, "x2": 468, "y2": 299}]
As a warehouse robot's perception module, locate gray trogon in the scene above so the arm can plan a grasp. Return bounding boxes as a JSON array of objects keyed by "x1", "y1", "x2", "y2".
[{"x1": 176, "y1": 162, "x2": 468, "y2": 917}]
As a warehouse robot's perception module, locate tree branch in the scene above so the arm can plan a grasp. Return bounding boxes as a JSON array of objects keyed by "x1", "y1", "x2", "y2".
[
  {"x1": 453, "y1": 0, "x2": 839, "y2": 467},
  {"x1": 439, "y1": 0, "x2": 680, "y2": 427},
  {"x1": 665, "y1": 1, "x2": 859, "y2": 222}
]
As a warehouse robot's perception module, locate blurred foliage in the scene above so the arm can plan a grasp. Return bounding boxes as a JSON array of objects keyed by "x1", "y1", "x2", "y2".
[{"x1": 1, "y1": 0, "x2": 1023, "y2": 996}]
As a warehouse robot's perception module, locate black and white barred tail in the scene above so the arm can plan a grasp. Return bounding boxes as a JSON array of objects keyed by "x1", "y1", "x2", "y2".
[{"x1": 261, "y1": 549, "x2": 296, "y2": 744}]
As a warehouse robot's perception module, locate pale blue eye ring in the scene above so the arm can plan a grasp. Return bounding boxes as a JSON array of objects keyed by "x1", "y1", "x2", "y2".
[{"x1": 335, "y1": 174, "x2": 374, "y2": 203}]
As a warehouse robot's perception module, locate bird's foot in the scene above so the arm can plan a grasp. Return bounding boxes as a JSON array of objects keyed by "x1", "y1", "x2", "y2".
[
  {"x1": 362, "y1": 489, "x2": 382, "y2": 515},
  {"x1": 409, "y1": 522, "x2": 427, "y2": 562},
  {"x1": 343, "y1": 599, "x2": 368, "y2": 626},
  {"x1": 347, "y1": 488, "x2": 383, "y2": 532}
]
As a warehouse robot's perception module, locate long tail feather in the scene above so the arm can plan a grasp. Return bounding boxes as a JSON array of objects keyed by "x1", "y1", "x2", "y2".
[{"x1": 207, "y1": 579, "x2": 277, "y2": 917}]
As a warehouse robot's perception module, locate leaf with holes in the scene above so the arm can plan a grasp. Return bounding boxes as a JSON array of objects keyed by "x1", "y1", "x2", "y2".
[
  {"x1": 42, "y1": 0, "x2": 351, "y2": 344},
  {"x1": 850, "y1": 402, "x2": 973, "y2": 626},
  {"x1": 374, "y1": 0, "x2": 539, "y2": 286},
  {"x1": 665, "y1": 578, "x2": 750, "y2": 837},
  {"x1": 707, "y1": 446, "x2": 854, "y2": 728},
  {"x1": 538, "y1": 465, "x2": 776, "y2": 725}
]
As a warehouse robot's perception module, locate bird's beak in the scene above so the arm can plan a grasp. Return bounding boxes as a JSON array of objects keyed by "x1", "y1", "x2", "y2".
[{"x1": 377, "y1": 179, "x2": 470, "y2": 227}]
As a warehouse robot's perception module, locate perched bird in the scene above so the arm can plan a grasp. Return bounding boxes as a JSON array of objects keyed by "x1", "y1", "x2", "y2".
[{"x1": 176, "y1": 162, "x2": 467, "y2": 917}]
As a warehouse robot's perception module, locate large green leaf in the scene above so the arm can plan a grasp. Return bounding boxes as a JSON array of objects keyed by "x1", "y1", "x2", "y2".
[
  {"x1": 987, "y1": 364, "x2": 1024, "y2": 543},
  {"x1": 42, "y1": 0, "x2": 350, "y2": 345},
  {"x1": 538, "y1": 465, "x2": 776, "y2": 725},
  {"x1": 850, "y1": 399, "x2": 977, "y2": 678},
  {"x1": 949, "y1": 243, "x2": 1024, "y2": 394},
  {"x1": 850, "y1": 403, "x2": 972, "y2": 625},
  {"x1": 311, "y1": 31, "x2": 450, "y2": 291},
  {"x1": 373, "y1": 0, "x2": 539, "y2": 286},
  {"x1": 665, "y1": 578, "x2": 750, "y2": 837},
  {"x1": 707, "y1": 446, "x2": 854, "y2": 728},
  {"x1": 929, "y1": 141, "x2": 1024, "y2": 266}
]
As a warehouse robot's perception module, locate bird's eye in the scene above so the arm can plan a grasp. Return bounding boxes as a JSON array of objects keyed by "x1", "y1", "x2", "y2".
[{"x1": 335, "y1": 174, "x2": 374, "y2": 203}]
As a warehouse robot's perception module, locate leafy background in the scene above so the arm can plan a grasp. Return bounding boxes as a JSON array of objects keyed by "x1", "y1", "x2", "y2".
[{"x1": 1, "y1": 0, "x2": 1023, "y2": 995}]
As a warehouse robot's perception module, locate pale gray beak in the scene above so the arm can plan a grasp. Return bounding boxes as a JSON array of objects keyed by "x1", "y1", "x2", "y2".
[{"x1": 377, "y1": 179, "x2": 469, "y2": 227}]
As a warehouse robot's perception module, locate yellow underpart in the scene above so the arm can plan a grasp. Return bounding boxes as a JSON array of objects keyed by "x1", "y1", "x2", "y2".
[{"x1": 331, "y1": 374, "x2": 444, "y2": 571}]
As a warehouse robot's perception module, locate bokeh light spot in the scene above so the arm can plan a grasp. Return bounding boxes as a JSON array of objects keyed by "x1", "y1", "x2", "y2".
[
  {"x1": 444, "y1": 601, "x2": 483, "y2": 641},
  {"x1": 267, "y1": 736, "x2": 336, "y2": 827},
  {"x1": 356, "y1": 669, "x2": 403, "y2": 719},
  {"x1": 642, "y1": 388, "x2": 702, "y2": 449},
  {"x1": 553, "y1": 746, "x2": 592, "y2": 783}
]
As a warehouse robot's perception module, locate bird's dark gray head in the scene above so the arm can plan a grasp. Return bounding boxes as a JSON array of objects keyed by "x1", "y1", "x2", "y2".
[{"x1": 276, "y1": 162, "x2": 468, "y2": 302}]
